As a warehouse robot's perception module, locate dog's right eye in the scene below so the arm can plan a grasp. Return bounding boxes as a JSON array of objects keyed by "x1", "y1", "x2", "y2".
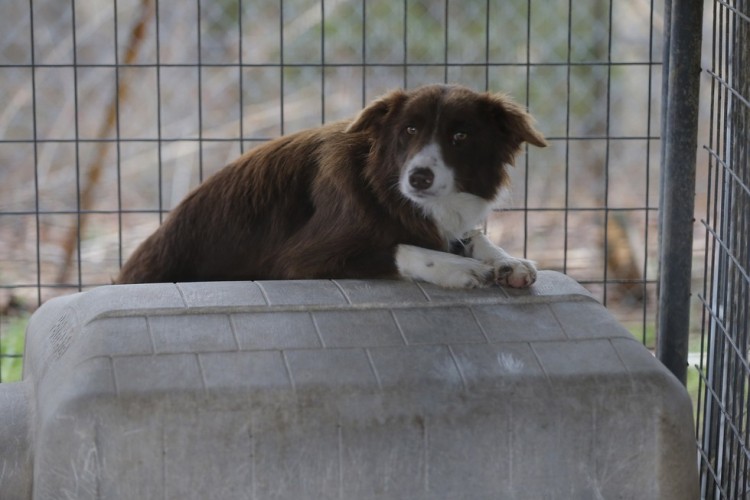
[{"x1": 406, "y1": 126, "x2": 418, "y2": 135}]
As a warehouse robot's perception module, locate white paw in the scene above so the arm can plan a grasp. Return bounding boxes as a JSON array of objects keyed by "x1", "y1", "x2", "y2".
[
  {"x1": 396, "y1": 244, "x2": 495, "y2": 289},
  {"x1": 434, "y1": 260, "x2": 495, "y2": 289},
  {"x1": 490, "y1": 258, "x2": 537, "y2": 288}
]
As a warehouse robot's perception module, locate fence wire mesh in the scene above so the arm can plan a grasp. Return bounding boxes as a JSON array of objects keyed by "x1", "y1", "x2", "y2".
[
  {"x1": 1, "y1": 1, "x2": 662, "y2": 381},
  {"x1": 696, "y1": 1, "x2": 750, "y2": 498}
]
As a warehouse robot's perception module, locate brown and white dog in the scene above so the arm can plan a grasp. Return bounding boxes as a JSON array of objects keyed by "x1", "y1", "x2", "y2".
[{"x1": 116, "y1": 84, "x2": 547, "y2": 288}]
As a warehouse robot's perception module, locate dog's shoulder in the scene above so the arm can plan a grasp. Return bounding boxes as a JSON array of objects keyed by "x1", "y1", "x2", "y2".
[{"x1": 302, "y1": 123, "x2": 375, "y2": 200}]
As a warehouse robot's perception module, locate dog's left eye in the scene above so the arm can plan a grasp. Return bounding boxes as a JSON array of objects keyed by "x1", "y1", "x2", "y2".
[
  {"x1": 406, "y1": 126, "x2": 418, "y2": 135},
  {"x1": 452, "y1": 132, "x2": 468, "y2": 143}
]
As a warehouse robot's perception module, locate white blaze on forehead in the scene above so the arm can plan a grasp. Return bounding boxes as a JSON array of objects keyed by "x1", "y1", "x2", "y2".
[{"x1": 408, "y1": 143, "x2": 441, "y2": 169}]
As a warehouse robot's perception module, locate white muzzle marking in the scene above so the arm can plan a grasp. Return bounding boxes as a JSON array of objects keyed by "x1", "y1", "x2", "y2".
[{"x1": 399, "y1": 143, "x2": 455, "y2": 202}]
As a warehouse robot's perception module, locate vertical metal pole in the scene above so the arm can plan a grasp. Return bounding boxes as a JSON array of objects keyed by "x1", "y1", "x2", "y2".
[{"x1": 657, "y1": 0, "x2": 704, "y2": 384}]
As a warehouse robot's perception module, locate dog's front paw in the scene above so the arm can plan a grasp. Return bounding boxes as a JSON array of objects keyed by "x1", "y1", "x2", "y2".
[
  {"x1": 395, "y1": 244, "x2": 497, "y2": 289},
  {"x1": 491, "y1": 258, "x2": 537, "y2": 288},
  {"x1": 436, "y1": 260, "x2": 496, "y2": 289}
]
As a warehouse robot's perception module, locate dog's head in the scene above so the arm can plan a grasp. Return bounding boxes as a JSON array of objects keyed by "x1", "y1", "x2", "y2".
[{"x1": 347, "y1": 85, "x2": 547, "y2": 213}]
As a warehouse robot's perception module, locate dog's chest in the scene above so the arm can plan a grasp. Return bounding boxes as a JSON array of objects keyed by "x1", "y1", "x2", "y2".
[{"x1": 419, "y1": 192, "x2": 493, "y2": 240}]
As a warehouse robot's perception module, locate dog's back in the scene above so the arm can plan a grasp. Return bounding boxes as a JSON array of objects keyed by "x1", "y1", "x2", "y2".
[{"x1": 118, "y1": 125, "x2": 340, "y2": 283}]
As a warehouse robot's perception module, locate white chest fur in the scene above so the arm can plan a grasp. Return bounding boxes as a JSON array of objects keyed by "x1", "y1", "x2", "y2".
[{"x1": 418, "y1": 192, "x2": 493, "y2": 240}]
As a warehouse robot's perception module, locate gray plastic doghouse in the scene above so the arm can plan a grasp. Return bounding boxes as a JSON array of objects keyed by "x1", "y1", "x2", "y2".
[{"x1": 0, "y1": 271, "x2": 698, "y2": 499}]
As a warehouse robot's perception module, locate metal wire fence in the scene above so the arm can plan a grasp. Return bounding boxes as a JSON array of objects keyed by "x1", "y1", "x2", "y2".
[
  {"x1": 0, "y1": 0, "x2": 666, "y2": 383},
  {"x1": 696, "y1": 1, "x2": 750, "y2": 498},
  {"x1": 6, "y1": 3, "x2": 750, "y2": 496}
]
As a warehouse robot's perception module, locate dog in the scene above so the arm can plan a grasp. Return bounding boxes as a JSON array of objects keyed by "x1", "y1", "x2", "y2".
[{"x1": 116, "y1": 84, "x2": 547, "y2": 288}]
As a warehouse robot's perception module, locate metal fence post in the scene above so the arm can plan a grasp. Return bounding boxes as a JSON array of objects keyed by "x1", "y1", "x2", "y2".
[{"x1": 657, "y1": 0, "x2": 704, "y2": 385}]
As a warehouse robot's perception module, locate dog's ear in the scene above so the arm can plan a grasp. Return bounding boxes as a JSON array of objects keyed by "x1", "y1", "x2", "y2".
[
  {"x1": 486, "y1": 93, "x2": 548, "y2": 149},
  {"x1": 345, "y1": 89, "x2": 408, "y2": 134}
]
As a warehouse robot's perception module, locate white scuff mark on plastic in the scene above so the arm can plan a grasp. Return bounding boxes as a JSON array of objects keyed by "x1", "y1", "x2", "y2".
[{"x1": 497, "y1": 352, "x2": 524, "y2": 374}]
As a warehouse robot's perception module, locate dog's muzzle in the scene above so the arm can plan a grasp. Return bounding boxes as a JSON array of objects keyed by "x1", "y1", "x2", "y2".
[{"x1": 408, "y1": 167, "x2": 435, "y2": 191}]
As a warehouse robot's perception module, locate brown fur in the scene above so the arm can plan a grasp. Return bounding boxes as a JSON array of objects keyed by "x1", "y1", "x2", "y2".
[{"x1": 116, "y1": 85, "x2": 545, "y2": 284}]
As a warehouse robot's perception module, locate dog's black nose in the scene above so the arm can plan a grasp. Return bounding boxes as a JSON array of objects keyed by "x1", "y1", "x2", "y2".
[{"x1": 409, "y1": 168, "x2": 434, "y2": 190}]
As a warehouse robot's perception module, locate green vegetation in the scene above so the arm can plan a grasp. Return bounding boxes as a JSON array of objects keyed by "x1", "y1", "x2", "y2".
[
  {"x1": 626, "y1": 322, "x2": 656, "y2": 350},
  {"x1": 687, "y1": 365, "x2": 701, "y2": 422},
  {"x1": 0, "y1": 315, "x2": 27, "y2": 383}
]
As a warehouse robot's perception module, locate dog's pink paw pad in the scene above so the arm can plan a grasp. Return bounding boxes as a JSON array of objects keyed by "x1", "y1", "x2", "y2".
[{"x1": 494, "y1": 261, "x2": 537, "y2": 289}]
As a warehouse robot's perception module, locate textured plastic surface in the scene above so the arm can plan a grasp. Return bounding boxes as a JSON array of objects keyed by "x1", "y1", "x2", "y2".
[{"x1": 0, "y1": 271, "x2": 698, "y2": 499}]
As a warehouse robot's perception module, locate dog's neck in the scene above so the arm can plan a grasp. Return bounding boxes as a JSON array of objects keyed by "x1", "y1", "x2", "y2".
[{"x1": 416, "y1": 192, "x2": 493, "y2": 241}]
